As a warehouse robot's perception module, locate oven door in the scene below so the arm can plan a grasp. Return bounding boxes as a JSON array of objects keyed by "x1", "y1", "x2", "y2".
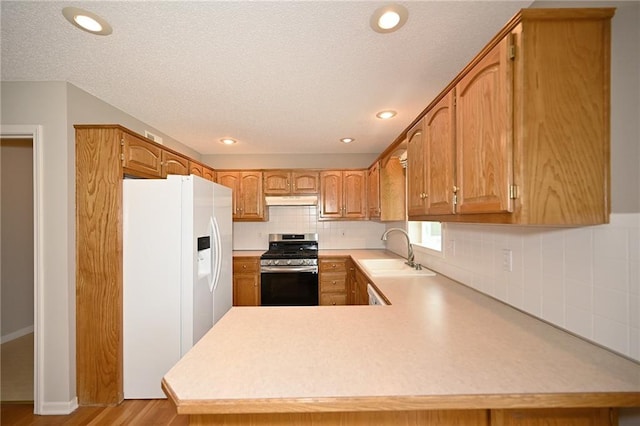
[{"x1": 260, "y1": 267, "x2": 318, "y2": 306}]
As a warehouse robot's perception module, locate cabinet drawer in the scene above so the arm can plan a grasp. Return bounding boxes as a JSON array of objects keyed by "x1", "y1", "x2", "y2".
[
  {"x1": 319, "y1": 258, "x2": 348, "y2": 273},
  {"x1": 233, "y1": 257, "x2": 259, "y2": 273},
  {"x1": 320, "y1": 274, "x2": 347, "y2": 292},
  {"x1": 320, "y1": 293, "x2": 348, "y2": 306}
]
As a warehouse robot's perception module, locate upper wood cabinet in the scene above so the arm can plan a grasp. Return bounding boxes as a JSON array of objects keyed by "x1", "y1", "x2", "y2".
[
  {"x1": 406, "y1": 121, "x2": 427, "y2": 217},
  {"x1": 189, "y1": 162, "x2": 203, "y2": 177},
  {"x1": 121, "y1": 132, "x2": 162, "y2": 178},
  {"x1": 319, "y1": 170, "x2": 366, "y2": 219},
  {"x1": 379, "y1": 155, "x2": 406, "y2": 221},
  {"x1": 456, "y1": 36, "x2": 513, "y2": 215},
  {"x1": 407, "y1": 8, "x2": 613, "y2": 225},
  {"x1": 367, "y1": 162, "x2": 380, "y2": 219},
  {"x1": 161, "y1": 150, "x2": 189, "y2": 177},
  {"x1": 426, "y1": 90, "x2": 456, "y2": 216},
  {"x1": 217, "y1": 171, "x2": 266, "y2": 221},
  {"x1": 202, "y1": 167, "x2": 216, "y2": 182},
  {"x1": 263, "y1": 170, "x2": 319, "y2": 195}
]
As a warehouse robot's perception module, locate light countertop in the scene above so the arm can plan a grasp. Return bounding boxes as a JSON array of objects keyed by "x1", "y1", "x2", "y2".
[{"x1": 164, "y1": 250, "x2": 640, "y2": 414}]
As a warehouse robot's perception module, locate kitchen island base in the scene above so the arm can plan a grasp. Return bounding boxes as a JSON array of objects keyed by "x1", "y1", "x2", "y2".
[{"x1": 185, "y1": 408, "x2": 616, "y2": 425}]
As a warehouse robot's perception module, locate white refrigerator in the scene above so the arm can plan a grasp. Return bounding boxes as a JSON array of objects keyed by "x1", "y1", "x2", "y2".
[{"x1": 123, "y1": 174, "x2": 232, "y2": 399}]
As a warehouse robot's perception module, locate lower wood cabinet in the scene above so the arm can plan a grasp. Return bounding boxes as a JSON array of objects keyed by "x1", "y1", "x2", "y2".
[
  {"x1": 190, "y1": 408, "x2": 616, "y2": 426},
  {"x1": 233, "y1": 257, "x2": 260, "y2": 306},
  {"x1": 319, "y1": 257, "x2": 349, "y2": 306},
  {"x1": 354, "y1": 266, "x2": 369, "y2": 305}
]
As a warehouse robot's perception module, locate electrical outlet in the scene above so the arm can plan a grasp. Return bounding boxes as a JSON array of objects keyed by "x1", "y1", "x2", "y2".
[{"x1": 502, "y1": 249, "x2": 512, "y2": 272}]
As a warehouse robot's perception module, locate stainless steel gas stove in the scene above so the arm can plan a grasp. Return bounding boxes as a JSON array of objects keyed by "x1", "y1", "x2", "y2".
[{"x1": 259, "y1": 233, "x2": 319, "y2": 306}]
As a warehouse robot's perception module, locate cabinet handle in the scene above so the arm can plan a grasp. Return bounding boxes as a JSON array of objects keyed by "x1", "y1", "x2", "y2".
[
  {"x1": 242, "y1": 265, "x2": 247, "y2": 269},
  {"x1": 332, "y1": 280, "x2": 337, "y2": 285},
  {"x1": 332, "y1": 302, "x2": 336, "y2": 306}
]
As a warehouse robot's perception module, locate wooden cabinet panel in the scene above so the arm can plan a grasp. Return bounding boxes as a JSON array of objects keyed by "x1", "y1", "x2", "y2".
[
  {"x1": 238, "y1": 172, "x2": 264, "y2": 220},
  {"x1": 189, "y1": 162, "x2": 203, "y2": 177},
  {"x1": 320, "y1": 170, "x2": 366, "y2": 219},
  {"x1": 121, "y1": 132, "x2": 162, "y2": 178},
  {"x1": 380, "y1": 156, "x2": 406, "y2": 221},
  {"x1": 291, "y1": 171, "x2": 319, "y2": 194},
  {"x1": 319, "y1": 257, "x2": 349, "y2": 306},
  {"x1": 217, "y1": 171, "x2": 265, "y2": 221},
  {"x1": 202, "y1": 167, "x2": 216, "y2": 182},
  {"x1": 233, "y1": 257, "x2": 260, "y2": 306},
  {"x1": 406, "y1": 120, "x2": 427, "y2": 217},
  {"x1": 354, "y1": 266, "x2": 369, "y2": 305},
  {"x1": 263, "y1": 170, "x2": 290, "y2": 195},
  {"x1": 264, "y1": 170, "x2": 319, "y2": 195},
  {"x1": 161, "y1": 150, "x2": 189, "y2": 177},
  {"x1": 343, "y1": 170, "x2": 366, "y2": 218},
  {"x1": 76, "y1": 126, "x2": 124, "y2": 404},
  {"x1": 425, "y1": 90, "x2": 456, "y2": 216},
  {"x1": 456, "y1": 36, "x2": 513, "y2": 215},
  {"x1": 319, "y1": 171, "x2": 343, "y2": 218},
  {"x1": 368, "y1": 162, "x2": 380, "y2": 219},
  {"x1": 491, "y1": 408, "x2": 614, "y2": 426},
  {"x1": 217, "y1": 172, "x2": 240, "y2": 218}
]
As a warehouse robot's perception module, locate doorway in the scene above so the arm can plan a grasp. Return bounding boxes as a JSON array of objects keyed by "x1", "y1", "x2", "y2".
[
  {"x1": 0, "y1": 125, "x2": 43, "y2": 413},
  {"x1": 1, "y1": 137, "x2": 34, "y2": 403}
]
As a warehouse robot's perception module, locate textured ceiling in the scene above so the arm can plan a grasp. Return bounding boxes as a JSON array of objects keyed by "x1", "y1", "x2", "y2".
[{"x1": 1, "y1": 1, "x2": 531, "y2": 155}]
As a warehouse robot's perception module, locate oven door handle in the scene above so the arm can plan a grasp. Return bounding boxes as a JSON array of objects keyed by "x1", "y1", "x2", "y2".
[{"x1": 261, "y1": 266, "x2": 318, "y2": 273}]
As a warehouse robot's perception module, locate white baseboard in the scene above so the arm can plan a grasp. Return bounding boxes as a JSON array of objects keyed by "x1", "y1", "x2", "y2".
[
  {"x1": 1, "y1": 325, "x2": 34, "y2": 344},
  {"x1": 38, "y1": 397, "x2": 78, "y2": 415}
]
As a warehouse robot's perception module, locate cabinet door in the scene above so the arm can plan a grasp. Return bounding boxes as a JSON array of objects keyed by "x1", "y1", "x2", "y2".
[
  {"x1": 456, "y1": 36, "x2": 513, "y2": 214},
  {"x1": 238, "y1": 172, "x2": 264, "y2": 220},
  {"x1": 319, "y1": 171, "x2": 343, "y2": 218},
  {"x1": 343, "y1": 170, "x2": 366, "y2": 218},
  {"x1": 367, "y1": 162, "x2": 381, "y2": 219},
  {"x1": 189, "y1": 162, "x2": 203, "y2": 177},
  {"x1": 425, "y1": 91, "x2": 456, "y2": 215},
  {"x1": 161, "y1": 151, "x2": 189, "y2": 177},
  {"x1": 406, "y1": 120, "x2": 427, "y2": 217},
  {"x1": 291, "y1": 171, "x2": 319, "y2": 194},
  {"x1": 217, "y1": 172, "x2": 240, "y2": 218},
  {"x1": 202, "y1": 167, "x2": 216, "y2": 182},
  {"x1": 233, "y1": 257, "x2": 260, "y2": 306},
  {"x1": 263, "y1": 170, "x2": 290, "y2": 195},
  {"x1": 121, "y1": 132, "x2": 162, "y2": 178}
]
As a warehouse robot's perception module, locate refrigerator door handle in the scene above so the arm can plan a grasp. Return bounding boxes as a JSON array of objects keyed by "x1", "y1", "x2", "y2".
[{"x1": 209, "y1": 216, "x2": 223, "y2": 293}]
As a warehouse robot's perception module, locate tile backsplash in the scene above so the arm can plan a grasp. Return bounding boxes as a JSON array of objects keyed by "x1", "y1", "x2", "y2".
[
  {"x1": 233, "y1": 205, "x2": 386, "y2": 250},
  {"x1": 400, "y1": 213, "x2": 640, "y2": 362}
]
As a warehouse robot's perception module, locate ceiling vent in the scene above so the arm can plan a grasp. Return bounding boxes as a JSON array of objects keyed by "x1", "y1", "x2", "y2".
[{"x1": 145, "y1": 130, "x2": 163, "y2": 145}]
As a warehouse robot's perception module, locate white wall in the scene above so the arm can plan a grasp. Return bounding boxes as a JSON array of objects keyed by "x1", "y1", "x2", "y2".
[
  {"x1": 233, "y1": 205, "x2": 385, "y2": 250},
  {"x1": 0, "y1": 138, "x2": 34, "y2": 341}
]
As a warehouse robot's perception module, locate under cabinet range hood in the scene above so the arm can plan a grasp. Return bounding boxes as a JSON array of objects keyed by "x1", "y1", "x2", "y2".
[{"x1": 265, "y1": 195, "x2": 318, "y2": 206}]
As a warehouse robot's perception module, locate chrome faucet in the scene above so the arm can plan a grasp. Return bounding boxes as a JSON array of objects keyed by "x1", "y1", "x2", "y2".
[{"x1": 381, "y1": 228, "x2": 415, "y2": 267}]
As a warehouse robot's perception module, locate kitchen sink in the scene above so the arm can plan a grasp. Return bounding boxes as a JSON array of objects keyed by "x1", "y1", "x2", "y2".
[{"x1": 359, "y1": 259, "x2": 436, "y2": 277}]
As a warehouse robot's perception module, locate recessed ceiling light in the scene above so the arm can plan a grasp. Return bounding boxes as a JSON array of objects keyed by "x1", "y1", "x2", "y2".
[
  {"x1": 62, "y1": 7, "x2": 112, "y2": 36},
  {"x1": 370, "y1": 4, "x2": 408, "y2": 34},
  {"x1": 220, "y1": 138, "x2": 237, "y2": 145},
  {"x1": 340, "y1": 138, "x2": 355, "y2": 144},
  {"x1": 376, "y1": 110, "x2": 397, "y2": 120}
]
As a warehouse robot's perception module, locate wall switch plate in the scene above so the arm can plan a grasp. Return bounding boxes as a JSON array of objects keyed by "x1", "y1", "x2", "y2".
[{"x1": 502, "y1": 249, "x2": 512, "y2": 272}]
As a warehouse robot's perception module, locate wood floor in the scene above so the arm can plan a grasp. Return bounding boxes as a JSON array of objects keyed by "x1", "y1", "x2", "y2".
[{"x1": 0, "y1": 400, "x2": 188, "y2": 425}]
